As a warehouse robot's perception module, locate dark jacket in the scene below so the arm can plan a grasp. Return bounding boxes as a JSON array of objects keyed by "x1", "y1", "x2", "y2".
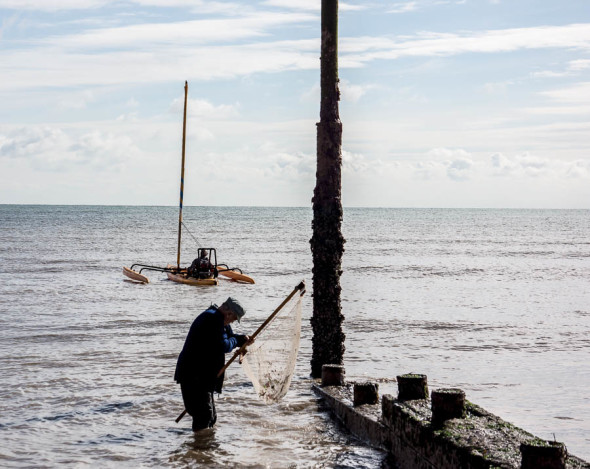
[
  {"x1": 174, "y1": 306, "x2": 243, "y2": 393},
  {"x1": 188, "y1": 257, "x2": 213, "y2": 279}
]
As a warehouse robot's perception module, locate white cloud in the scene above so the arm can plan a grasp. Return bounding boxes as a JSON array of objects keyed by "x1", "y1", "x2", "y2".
[
  {"x1": 566, "y1": 160, "x2": 590, "y2": 179},
  {"x1": 185, "y1": 142, "x2": 315, "y2": 199},
  {"x1": 541, "y1": 82, "x2": 590, "y2": 104},
  {"x1": 2, "y1": 15, "x2": 590, "y2": 93},
  {"x1": 568, "y1": 59, "x2": 590, "y2": 71},
  {"x1": 130, "y1": 0, "x2": 243, "y2": 11},
  {"x1": 42, "y1": 13, "x2": 316, "y2": 50},
  {"x1": 531, "y1": 70, "x2": 569, "y2": 79},
  {"x1": 0, "y1": 10, "x2": 20, "y2": 40},
  {"x1": 343, "y1": 150, "x2": 370, "y2": 173},
  {"x1": 0, "y1": 0, "x2": 109, "y2": 10},
  {"x1": 483, "y1": 80, "x2": 516, "y2": 94},
  {"x1": 386, "y1": 0, "x2": 466, "y2": 14},
  {"x1": 261, "y1": 0, "x2": 365, "y2": 11},
  {"x1": 341, "y1": 23, "x2": 590, "y2": 63},
  {"x1": 339, "y1": 147, "x2": 590, "y2": 185},
  {"x1": 343, "y1": 148, "x2": 480, "y2": 182},
  {"x1": 388, "y1": 2, "x2": 419, "y2": 14},
  {"x1": 191, "y1": 127, "x2": 216, "y2": 142},
  {"x1": 0, "y1": 126, "x2": 69, "y2": 160},
  {"x1": 116, "y1": 112, "x2": 139, "y2": 122},
  {"x1": 300, "y1": 82, "x2": 320, "y2": 102},
  {"x1": 0, "y1": 34, "x2": 319, "y2": 91},
  {"x1": 531, "y1": 58, "x2": 590, "y2": 79},
  {"x1": 422, "y1": 148, "x2": 475, "y2": 181},
  {"x1": 340, "y1": 80, "x2": 375, "y2": 103},
  {"x1": 491, "y1": 152, "x2": 590, "y2": 180},
  {"x1": 0, "y1": 0, "x2": 248, "y2": 12},
  {"x1": 490, "y1": 152, "x2": 518, "y2": 176},
  {"x1": 412, "y1": 160, "x2": 446, "y2": 180},
  {"x1": 125, "y1": 97, "x2": 139, "y2": 108},
  {"x1": 446, "y1": 158, "x2": 473, "y2": 181},
  {"x1": 0, "y1": 125, "x2": 142, "y2": 171},
  {"x1": 523, "y1": 81, "x2": 590, "y2": 116},
  {"x1": 2, "y1": 3, "x2": 590, "y2": 208},
  {"x1": 262, "y1": 0, "x2": 319, "y2": 11},
  {"x1": 523, "y1": 105, "x2": 590, "y2": 116},
  {"x1": 57, "y1": 89, "x2": 97, "y2": 110},
  {"x1": 427, "y1": 147, "x2": 471, "y2": 160},
  {"x1": 0, "y1": 0, "x2": 361, "y2": 12},
  {"x1": 169, "y1": 97, "x2": 240, "y2": 119}
]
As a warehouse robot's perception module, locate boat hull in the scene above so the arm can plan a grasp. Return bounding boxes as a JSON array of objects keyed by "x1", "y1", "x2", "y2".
[
  {"x1": 166, "y1": 265, "x2": 218, "y2": 286},
  {"x1": 218, "y1": 269, "x2": 255, "y2": 284},
  {"x1": 123, "y1": 266, "x2": 149, "y2": 283}
]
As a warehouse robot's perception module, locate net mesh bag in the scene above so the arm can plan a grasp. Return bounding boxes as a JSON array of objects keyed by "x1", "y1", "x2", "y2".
[{"x1": 240, "y1": 293, "x2": 303, "y2": 403}]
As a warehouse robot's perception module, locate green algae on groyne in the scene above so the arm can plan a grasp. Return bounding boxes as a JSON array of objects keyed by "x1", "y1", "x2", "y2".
[{"x1": 313, "y1": 368, "x2": 589, "y2": 469}]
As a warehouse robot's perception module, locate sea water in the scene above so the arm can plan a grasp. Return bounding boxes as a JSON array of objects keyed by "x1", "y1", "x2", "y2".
[{"x1": 0, "y1": 205, "x2": 588, "y2": 467}]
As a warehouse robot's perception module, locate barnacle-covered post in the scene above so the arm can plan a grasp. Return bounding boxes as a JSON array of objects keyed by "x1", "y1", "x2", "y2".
[{"x1": 310, "y1": 0, "x2": 346, "y2": 378}]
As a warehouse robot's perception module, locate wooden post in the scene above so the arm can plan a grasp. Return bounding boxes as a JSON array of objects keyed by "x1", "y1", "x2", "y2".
[
  {"x1": 310, "y1": 0, "x2": 345, "y2": 379},
  {"x1": 397, "y1": 374, "x2": 428, "y2": 401},
  {"x1": 381, "y1": 394, "x2": 395, "y2": 427},
  {"x1": 431, "y1": 388, "x2": 465, "y2": 425},
  {"x1": 353, "y1": 382, "x2": 379, "y2": 406},
  {"x1": 321, "y1": 364, "x2": 345, "y2": 386},
  {"x1": 520, "y1": 440, "x2": 567, "y2": 469}
]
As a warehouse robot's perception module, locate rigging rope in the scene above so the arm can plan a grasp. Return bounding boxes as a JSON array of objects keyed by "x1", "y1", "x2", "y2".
[{"x1": 181, "y1": 221, "x2": 203, "y2": 249}]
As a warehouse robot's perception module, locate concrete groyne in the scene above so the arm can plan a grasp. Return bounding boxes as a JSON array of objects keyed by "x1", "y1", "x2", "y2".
[{"x1": 313, "y1": 366, "x2": 589, "y2": 469}]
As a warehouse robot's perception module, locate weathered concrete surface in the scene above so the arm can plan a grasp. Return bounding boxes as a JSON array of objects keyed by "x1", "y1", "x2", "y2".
[{"x1": 313, "y1": 383, "x2": 589, "y2": 469}]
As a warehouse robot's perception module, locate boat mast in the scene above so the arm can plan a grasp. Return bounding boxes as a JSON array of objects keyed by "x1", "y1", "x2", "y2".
[{"x1": 177, "y1": 81, "x2": 188, "y2": 269}]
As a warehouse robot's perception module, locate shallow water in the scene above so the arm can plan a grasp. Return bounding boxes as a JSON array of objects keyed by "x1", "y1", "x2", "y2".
[{"x1": 0, "y1": 205, "x2": 588, "y2": 467}]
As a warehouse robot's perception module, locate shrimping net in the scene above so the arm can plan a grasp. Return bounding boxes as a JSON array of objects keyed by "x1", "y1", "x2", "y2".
[{"x1": 240, "y1": 293, "x2": 303, "y2": 403}]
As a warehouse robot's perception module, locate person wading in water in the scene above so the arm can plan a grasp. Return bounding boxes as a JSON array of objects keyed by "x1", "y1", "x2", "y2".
[{"x1": 174, "y1": 297, "x2": 252, "y2": 431}]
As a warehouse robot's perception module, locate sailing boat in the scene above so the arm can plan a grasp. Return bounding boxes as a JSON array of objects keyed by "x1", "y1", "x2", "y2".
[{"x1": 122, "y1": 82, "x2": 255, "y2": 286}]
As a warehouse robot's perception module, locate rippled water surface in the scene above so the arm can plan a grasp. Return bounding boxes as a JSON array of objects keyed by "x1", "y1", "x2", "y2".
[{"x1": 0, "y1": 206, "x2": 589, "y2": 467}]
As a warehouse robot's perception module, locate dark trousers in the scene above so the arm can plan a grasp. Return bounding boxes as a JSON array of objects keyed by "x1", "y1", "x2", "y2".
[{"x1": 180, "y1": 382, "x2": 217, "y2": 431}]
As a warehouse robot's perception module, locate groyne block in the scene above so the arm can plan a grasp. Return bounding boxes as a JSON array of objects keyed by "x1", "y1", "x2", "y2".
[
  {"x1": 521, "y1": 439, "x2": 567, "y2": 469},
  {"x1": 397, "y1": 373, "x2": 429, "y2": 401},
  {"x1": 431, "y1": 388, "x2": 465, "y2": 426},
  {"x1": 353, "y1": 382, "x2": 379, "y2": 406},
  {"x1": 321, "y1": 364, "x2": 345, "y2": 386},
  {"x1": 384, "y1": 393, "x2": 515, "y2": 468},
  {"x1": 313, "y1": 383, "x2": 589, "y2": 469},
  {"x1": 314, "y1": 383, "x2": 387, "y2": 448}
]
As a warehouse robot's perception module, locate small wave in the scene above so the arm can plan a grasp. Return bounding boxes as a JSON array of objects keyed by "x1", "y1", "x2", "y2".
[
  {"x1": 101, "y1": 319, "x2": 186, "y2": 330},
  {"x1": 26, "y1": 410, "x2": 80, "y2": 424},
  {"x1": 79, "y1": 431, "x2": 144, "y2": 446},
  {"x1": 414, "y1": 321, "x2": 503, "y2": 332},
  {"x1": 347, "y1": 265, "x2": 487, "y2": 278},
  {"x1": 16, "y1": 333, "x2": 90, "y2": 343},
  {"x1": 450, "y1": 343, "x2": 523, "y2": 352},
  {"x1": 94, "y1": 401, "x2": 134, "y2": 414},
  {"x1": 22, "y1": 401, "x2": 134, "y2": 426}
]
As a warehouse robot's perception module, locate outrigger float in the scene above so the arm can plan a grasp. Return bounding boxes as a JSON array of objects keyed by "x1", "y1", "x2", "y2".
[{"x1": 122, "y1": 82, "x2": 255, "y2": 287}]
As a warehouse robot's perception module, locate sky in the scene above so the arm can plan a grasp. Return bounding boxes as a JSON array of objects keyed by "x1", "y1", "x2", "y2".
[{"x1": 1, "y1": 0, "x2": 589, "y2": 208}]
